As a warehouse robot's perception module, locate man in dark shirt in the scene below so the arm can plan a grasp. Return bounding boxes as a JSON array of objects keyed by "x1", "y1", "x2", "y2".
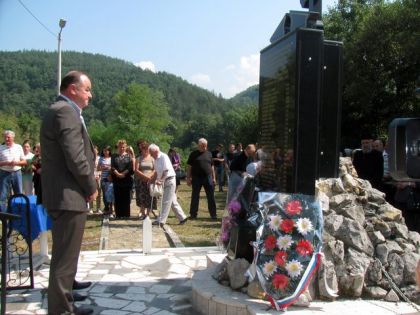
[
  {"x1": 353, "y1": 136, "x2": 384, "y2": 190},
  {"x1": 212, "y1": 144, "x2": 225, "y2": 192},
  {"x1": 186, "y1": 138, "x2": 217, "y2": 219},
  {"x1": 227, "y1": 144, "x2": 256, "y2": 203}
]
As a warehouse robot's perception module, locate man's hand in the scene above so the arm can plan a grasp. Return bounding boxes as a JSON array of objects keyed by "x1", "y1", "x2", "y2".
[
  {"x1": 86, "y1": 190, "x2": 98, "y2": 202},
  {"x1": 186, "y1": 177, "x2": 192, "y2": 186}
]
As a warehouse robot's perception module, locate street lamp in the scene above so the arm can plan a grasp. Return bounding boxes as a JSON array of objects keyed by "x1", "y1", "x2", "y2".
[{"x1": 57, "y1": 18, "x2": 66, "y2": 95}]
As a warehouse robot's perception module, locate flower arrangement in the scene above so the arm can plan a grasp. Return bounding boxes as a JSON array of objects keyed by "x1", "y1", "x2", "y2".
[
  {"x1": 220, "y1": 199, "x2": 243, "y2": 247},
  {"x1": 252, "y1": 193, "x2": 322, "y2": 311}
]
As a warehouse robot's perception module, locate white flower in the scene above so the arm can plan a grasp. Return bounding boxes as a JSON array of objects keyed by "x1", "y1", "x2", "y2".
[
  {"x1": 296, "y1": 217, "x2": 313, "y2": 236},
  {"x1": 268, "y1": 215, "x2": 282, "y2": 231},
  {"x1": 263, "y1": 260, "x2": 277, "y2": 276},
  {"x1": 276, "y1": 235, "x2": 294, "y2": 250},
  {"x1": 285, "y1": 259, "x2": 303, "y2": 278}
]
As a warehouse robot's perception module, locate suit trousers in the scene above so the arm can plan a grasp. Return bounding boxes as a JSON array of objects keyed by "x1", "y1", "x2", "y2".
[
  {"x1": 48, "y1": 210, "x2": 87, "y2": 315},
  {"x1": 158, "y1": 177, "x2": 187, "y2": 224},
  {"x1": 189, "y1": 175, "x2": 217, "y2": 218}
]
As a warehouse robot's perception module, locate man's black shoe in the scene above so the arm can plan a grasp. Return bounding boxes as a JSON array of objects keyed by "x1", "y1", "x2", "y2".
[
  {"x1": 211, "y1": 216, "x2": 218, "y2": 220},
  {"x1": 188, "y1": 216, "x2": 197, "y2": 220},
  {"x1": 73, "y1": 280, "x2": 92, "y2": 290},
  {"x1": 179, "y1": 218, "x2": 188, "y2": 225},
  {"x1": 74, "y1": 306, "x2": 94, "y2": 315},
  {"x1": 72, "y1": 292, "x2": 87, "y2": 302}
]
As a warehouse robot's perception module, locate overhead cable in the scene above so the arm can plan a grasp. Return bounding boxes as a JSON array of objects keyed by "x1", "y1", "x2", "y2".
[{"x1": 17, "y1": 0, "x2": 56, "y2": 38}]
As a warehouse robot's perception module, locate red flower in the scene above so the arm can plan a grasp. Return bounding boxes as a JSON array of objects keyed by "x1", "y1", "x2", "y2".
[
  {"x1": 285, "y1": 200, "x2": 302, "y2": 216},
  {"x1": 264, "y1": 235, "x2": 277, "y2": 250},
  {"x1": 274, "y1": 250, "x2": 288, "y2": 267},
  {"x1": 280, "y1": 219, "x2": 295, "y2": 234},
  {"x1": 296, "y1": 239, "x2": 314, "y2": 257},
  {"x1": 272, "y1": 273, "x2": 289, "y2": 290}
]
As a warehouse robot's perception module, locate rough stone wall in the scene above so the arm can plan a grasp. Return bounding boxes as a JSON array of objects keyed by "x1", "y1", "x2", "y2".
[{"x1": 317, "y1": 157, "x2": 420, "y2": 302}]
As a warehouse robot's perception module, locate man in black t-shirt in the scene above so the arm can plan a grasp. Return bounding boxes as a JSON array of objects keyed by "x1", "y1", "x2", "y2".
[
  {"x1": 224, "y1": 144, "x2": 235, "y2": 173},
  {"x1": 353, "y1": 136, "x2": 384, "y2": 190},
  {"x1": 186, "y1": 138, "x2": 217, "y2": 219},
  {"x1": 212, "y1": 144, "x2": 225, "y2": 192}
]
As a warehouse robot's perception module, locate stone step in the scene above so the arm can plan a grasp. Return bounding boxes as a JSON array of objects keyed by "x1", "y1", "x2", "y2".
[{"x1": 191, "y1": 255, "x2": 419, "y2": 315}]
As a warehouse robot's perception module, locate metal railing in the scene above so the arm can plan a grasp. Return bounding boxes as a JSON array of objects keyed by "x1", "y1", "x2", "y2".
[
  {"x1": 0, "y1": 194, "x2": 35, "y2": 315},
  {"x1": 0, "y1": 211, "x2": 21, "y2": 315}
]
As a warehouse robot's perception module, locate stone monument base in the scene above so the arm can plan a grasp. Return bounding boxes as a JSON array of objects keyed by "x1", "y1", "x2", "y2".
[{"x1": 191, "y1": 254, "x2": 418, "y2": 315}]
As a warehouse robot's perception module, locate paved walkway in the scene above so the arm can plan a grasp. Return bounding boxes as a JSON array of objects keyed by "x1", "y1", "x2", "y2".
[
  {"x1": 6, "y1": 247, "x2": 221, "y2": 315},
  {"x1": 4, "y1": 202, "x2": 420, "y2": 315}
]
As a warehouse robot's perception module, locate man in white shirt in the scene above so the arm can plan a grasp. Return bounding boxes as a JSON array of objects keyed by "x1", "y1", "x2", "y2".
[
  {"x1": 0, "y1": 130, "x2": 26, "y2": 212},
  {"x1": 149, "y1": 144, "x2": 187, "y2": 227}
]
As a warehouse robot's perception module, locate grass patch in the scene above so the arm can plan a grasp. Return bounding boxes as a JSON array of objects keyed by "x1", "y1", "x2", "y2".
[
  {"x1": 80, "y1": 215, "x2": 103, "y2": 251},
  {"x1": 165, "y1": 180, "x2": 227, "y2": 247}
]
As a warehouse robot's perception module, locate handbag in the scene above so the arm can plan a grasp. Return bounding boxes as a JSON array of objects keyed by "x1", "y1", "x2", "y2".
[{"x1": 149, "y1": 183, "x2": 163, "y2": 198}]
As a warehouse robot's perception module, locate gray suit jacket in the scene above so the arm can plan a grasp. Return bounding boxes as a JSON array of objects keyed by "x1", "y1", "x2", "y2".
[{"x1": 40, "y1": 96, "x2": 96, "y2": 212}]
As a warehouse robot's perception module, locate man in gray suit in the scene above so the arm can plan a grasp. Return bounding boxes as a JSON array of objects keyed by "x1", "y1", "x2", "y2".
[{"x1": 41, "y1": 71, "x2": 97, "y2": 315}]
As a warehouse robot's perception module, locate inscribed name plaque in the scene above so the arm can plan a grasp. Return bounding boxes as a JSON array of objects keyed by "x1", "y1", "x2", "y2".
[{"x1": 258, "y1": 28, "x2": 324, "y2": 195}]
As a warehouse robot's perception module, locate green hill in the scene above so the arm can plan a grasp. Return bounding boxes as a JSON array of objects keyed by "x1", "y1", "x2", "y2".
[
  {"x1": 0, "y1": 50, "x2": 258, "y2": 148},
  {"x1": 230, "y1": 84, "x2": 259, "y2": 105}
]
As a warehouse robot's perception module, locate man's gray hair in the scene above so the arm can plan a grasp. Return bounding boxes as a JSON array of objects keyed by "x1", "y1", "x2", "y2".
[
  {"x1": 148, "y1": 143, "x2": 160, "y2": 153},
  {"x1": 198, "y1": 138, "x2": 207, "y2": 145},
  {"x1": 3, "y1": 130, "x2": 15, "y2": 137}
]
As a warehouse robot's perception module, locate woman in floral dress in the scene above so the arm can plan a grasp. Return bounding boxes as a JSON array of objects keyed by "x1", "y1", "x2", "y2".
[{"x1": 134, "y1": 140, "x2": 157, "y2": 219}]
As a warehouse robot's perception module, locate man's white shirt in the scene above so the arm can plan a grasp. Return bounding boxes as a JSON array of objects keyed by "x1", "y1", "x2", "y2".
[
  {"x1": 154, "y1": 152, "x2": 176, "y2": 181},
  {"x1": 0, "y1": 143, "x2": 25, "y2": 172}
]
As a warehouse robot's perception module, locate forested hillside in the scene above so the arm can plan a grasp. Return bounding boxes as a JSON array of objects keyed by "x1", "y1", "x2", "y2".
[
  {"x1": 0, "y1": 50, "x2": 258, "y2": 150},
  {"x1": 230, "y1": 85, "x2": 259, "y2": 105},
  {"x1": 1, "y1": 0, "x2": 418, "y2": 152}
]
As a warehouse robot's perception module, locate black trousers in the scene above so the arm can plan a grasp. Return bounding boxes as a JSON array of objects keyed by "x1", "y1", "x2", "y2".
[
  {"x1": 189, "y1": 175, "x2": 216, "y2": 218},
  {"x1": 114, "y1": 184, "x2": 131, "y2": 218}
]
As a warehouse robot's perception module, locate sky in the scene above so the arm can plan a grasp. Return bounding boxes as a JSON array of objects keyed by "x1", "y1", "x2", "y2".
[{"x1": 0, "y1": 0, "x2": 337, "y2": 98}]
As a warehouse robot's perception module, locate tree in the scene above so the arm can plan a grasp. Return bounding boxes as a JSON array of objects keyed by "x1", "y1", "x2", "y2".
[
  {"x1": 104, "y1": 83, "x2": 173, "y2": 150},
  {"x1": 324, "y1": 0, "x2": 420, "y2": 147},
  {"x1": 17, "y1": 112, "x2": 41, "y2": 144}
]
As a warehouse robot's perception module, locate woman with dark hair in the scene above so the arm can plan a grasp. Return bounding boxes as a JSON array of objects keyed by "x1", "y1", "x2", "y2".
[
  {"x1": 134, "y1": 140, "x2": 157, "y2": 219},
  {"x1": 99, "y1": 145, "x2": 112, "y2": 215},
  {"x1": 111, "y1": 139, "x2": 133, "y2": 218},
  {"x1": 22, "y1": 139, "x2": 34, "y2": 195}
]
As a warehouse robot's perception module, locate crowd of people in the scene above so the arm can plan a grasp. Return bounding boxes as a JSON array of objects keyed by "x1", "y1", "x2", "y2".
[
  {"x1": 0, "y1": 130, "x2": 42, "y2": 212},
  {"x1": 0, "y1": 131, "x2": 260, "y2": 224}
]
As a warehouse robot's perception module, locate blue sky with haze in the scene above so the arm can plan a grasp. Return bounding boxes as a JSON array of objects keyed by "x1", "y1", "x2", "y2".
[{"x1": 0, "y1": 0, "x2": 337, "y2": 98}]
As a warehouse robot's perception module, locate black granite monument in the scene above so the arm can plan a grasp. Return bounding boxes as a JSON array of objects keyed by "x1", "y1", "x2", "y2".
[
  {"x1": 258, "y1": 0, "x2": 343, "y2": 195},
  {"x1": 228, "y1": 0, "x2": 343, "y2": 261}
]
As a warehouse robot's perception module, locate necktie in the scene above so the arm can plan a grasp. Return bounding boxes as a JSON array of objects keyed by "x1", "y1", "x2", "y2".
[{"x1": 80, "y1": 115, "x2": 87, "y2": 130}]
